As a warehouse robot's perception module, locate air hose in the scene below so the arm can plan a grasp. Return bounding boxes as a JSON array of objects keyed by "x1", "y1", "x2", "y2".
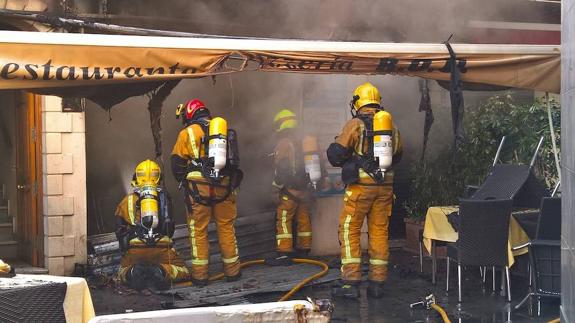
[{"x1": 177, "y1": 258, "x2": 329, "y2": 302}]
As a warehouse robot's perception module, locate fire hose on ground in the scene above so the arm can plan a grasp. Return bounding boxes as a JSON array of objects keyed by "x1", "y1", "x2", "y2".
[
  {"x1": 430, "y1": 303, "x2": 451, "y2": 323},
  {"x1": 410, "y1": 294, "x2": 451, "y2": 323},
  {"x1": 176, "y1": 258, "x2": 330, "y2": 302}
]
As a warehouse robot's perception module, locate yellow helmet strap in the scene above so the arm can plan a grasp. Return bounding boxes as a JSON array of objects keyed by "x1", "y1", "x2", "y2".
[
  {"x1": 351, "y1": 104, "x2": 383, "y2": 119},
  {"x1": 175, "y1": 104, "x2": 184, "y2": 119},
  {"x1": 350, "y1": 95, "x2": 360, "y2": 117}
]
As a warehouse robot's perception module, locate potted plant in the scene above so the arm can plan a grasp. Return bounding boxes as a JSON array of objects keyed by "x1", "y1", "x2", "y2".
[
  {"x1": 402, "y1": 158, "x2": 458, "y2": 256},
  {"x1": 402, "y1": 94, "x2": 561, "y2": 257}
]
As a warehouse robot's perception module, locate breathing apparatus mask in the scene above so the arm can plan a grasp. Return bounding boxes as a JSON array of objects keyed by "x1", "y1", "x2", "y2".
[{"x1": 349, "y1": 95, "x2": 384, "y2": 118}]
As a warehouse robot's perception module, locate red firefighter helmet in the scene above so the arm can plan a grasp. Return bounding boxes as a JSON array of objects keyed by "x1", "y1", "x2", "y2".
[{"x1": 176, "y1": 99, "x2": 209, "y2": 125}]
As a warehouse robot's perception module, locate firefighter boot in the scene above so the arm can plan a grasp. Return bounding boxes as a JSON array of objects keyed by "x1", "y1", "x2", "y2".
[
  {"x1": 126, "y1": 264, "x2": 148, "y2": 291},
  {"x1": 294, "y1": 249, "x2": 311, "y2": 258},
  {"x1": 265, "y1": 253, "x2": 293, "y2": 266},
  {"x1": 367, "y1": 280, "x2": 385, "y2": 298},
  {"x1": 148, "y1": 266, "x2": 170, "y2": 291},
  {"x1": 191, "y1": 278, "x2": 208, "y2": 287},
  {"x1": 226, "y1": 272, "x2": 242, "y2": 282},
  {"x1": 331, "y1": 280, "x2": 360, "y2": 299}
]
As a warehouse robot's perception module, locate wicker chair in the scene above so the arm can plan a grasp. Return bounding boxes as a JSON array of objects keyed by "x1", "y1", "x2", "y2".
[
  {"x1": 470, "y1": 165, "x2": 548, "y2": 208},
  {"x1": 445, "y1": 198, "x2": 514, "y2": 303},
  {"x1": 514, "y1": 197, "x2": 561, "y2": 316},
  {"x1": 470, "y1": 136, "x2": 549, "y2": 208},
  {"x1": 422, "y1": 185, "x2": 478, "y2": 280}
]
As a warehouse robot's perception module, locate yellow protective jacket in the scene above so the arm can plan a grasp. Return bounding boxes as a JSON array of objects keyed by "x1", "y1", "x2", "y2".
[
  {"x1": 115, "y1": 193, "x2": 172, "y2": 248},
  {"x1": 328, "y1": 109, "x2": 403, "y2": 185},
  {"x1": 273, "y1": 132, "x2": 310, "y2": 193},
  {"x1": 171, "y1": 122, "x2": 233, "y2": 186},
  {"x1": 115, "y1": 194, "x2": 189, "y2": 282}
]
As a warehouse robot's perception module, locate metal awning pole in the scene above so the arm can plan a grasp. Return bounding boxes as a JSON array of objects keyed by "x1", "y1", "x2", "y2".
[
  {"x1": 552, "y1": 180, "x2": 561, "y2": 197},
  {"x1": 530, "y1": 136, "x2": 545, "y2": 168},
  {"x1": 493, "y1": 136, "x2": 506, "y2": 166},
  {"x1": 546, "y1": 92, "x2": 561, "y2": 181}
]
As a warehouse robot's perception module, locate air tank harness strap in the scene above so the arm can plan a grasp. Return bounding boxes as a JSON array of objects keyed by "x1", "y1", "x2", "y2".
[
  {"x1": 354, "y1": 115, "x2": 386, "y2": 184},
  {"x1": 185, "y1": 179, "x2": 233, "y2": 207},
  {"x1": 128, "y1": 241, "x2": 174, "y2": 249},
  {"x1": 280, "y1": 187, "x2": 301, "y2": 203},
  {"x1": 367, "y1": 129, "x2": 393, "y2": 137},
  {"x1": 351, "y1": 181, "x2": 391, "y2": 187}
]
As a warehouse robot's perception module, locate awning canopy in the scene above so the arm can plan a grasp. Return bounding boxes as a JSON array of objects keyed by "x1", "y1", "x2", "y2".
[{"x1": 0, "y1": 30, "x2": 561, "y2": 93}]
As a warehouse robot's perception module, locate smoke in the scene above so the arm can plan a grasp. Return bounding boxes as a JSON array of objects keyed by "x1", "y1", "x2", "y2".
[
  {"x1": 102, "y1": 0, "x2": 555, "y2": 42},
  {"x1": 85, "y1": 0, "x2": 557, "y2": 234}
]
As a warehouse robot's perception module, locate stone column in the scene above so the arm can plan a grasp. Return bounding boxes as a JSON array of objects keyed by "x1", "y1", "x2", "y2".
[
  {"x1": 42, "y1": 96, "x2": 87, "y2": 275},
  {"x1": 562, "y1": 0, "x2": 575, "y2": 320}
]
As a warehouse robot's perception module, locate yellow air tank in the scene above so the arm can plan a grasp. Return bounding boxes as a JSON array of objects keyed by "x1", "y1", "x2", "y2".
[
  {"x1": 140, "y1": 187, "x2": 159, "y2": 231},
  {"x1": 373, "y1": 111, "x2": 393, "y2": 173},
  {"x1": 209, "y1": 117, "x2": 228, "y2": 178},
  {"x1": 134, "y1": 160, "x2": 161, "y2": 232},
  {"x1": 302, "y1": 135, "x2": 322, "y2": 189}
]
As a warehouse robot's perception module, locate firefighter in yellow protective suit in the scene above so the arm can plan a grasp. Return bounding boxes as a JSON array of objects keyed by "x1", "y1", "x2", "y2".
[
  {"x1": 327, "y1": 83, "x2": 403, "y2": 298},
  {"x1": 171, "y1": 99, "x2": 243, "y2": 286},
  {"x1": 272, "y1": 109, "x2": 313, "y2": 257},
  {"x1": 115, "y1": 159, "x2": 190, "y2": 290}
]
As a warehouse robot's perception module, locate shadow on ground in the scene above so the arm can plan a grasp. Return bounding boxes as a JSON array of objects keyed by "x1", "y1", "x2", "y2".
[{"x1": 90, "y1": 248, "x2": 561, "y2": 322}]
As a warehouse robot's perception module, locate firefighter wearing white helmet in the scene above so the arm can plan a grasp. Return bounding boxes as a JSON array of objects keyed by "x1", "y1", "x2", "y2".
[
  {"x1": 327, "y1": 83, "x2": 403, "y2": 299},
  {"x1": 272, "y1": 109, "x2": 318, "y2": 257}
]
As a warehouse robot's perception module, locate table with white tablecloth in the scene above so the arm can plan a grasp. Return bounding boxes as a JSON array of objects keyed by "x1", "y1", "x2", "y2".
[{"x1": 0, "y1": 274, "x2": 95, "y2": 322}]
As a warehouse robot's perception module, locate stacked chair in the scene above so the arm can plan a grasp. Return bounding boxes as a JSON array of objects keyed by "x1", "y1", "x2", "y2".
[
  {"x1": 469, "y1": 137, "x2": 549, "y2": 207},
  {"x1": 442, "y1": 136, "x2": 551, "y2": 303}
]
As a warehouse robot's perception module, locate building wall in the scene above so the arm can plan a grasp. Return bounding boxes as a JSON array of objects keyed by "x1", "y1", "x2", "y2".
[
  {"x1": 42, "y1": 96, "x2": 87, "y2": 275},
  {"x1": 561, "y1": 0, "x2": 575, "y2": 320}
]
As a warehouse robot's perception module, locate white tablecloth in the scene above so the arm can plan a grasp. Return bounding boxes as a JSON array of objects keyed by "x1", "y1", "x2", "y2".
[{"x1": 0, "y1": 274, "x2": 95, "y2": 323}]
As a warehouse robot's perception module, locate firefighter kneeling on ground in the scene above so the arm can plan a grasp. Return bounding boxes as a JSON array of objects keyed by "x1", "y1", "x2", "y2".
[
  {"x1": 171, "y1": 99, "x2": 243, "y2": 286},
  {"x1": 327, "y1": 82, "x2": 403, "y2": 299},
  {"x1": 271, "y1": 109, "x2": 317, "y2": 259},
  {"x1": 115, "y1": 159, "x2": 190, "y2": 290}
]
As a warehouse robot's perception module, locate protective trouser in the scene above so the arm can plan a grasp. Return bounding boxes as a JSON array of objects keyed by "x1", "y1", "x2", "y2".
[
  {"x1": 117, "y1": 247, "x2": 190, "y2": 282},
  {"x1": 186, "y1": 182, "x2": 240, "y2": 281},
  {"x1": 338, "y1": 183, "x2": 393, "y2": 283},
  {"x1": 275, "y1": 190, "x2": 312, "y2": 253}
]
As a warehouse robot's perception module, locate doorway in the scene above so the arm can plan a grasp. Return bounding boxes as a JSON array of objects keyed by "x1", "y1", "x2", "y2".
[{"x1": 0, "y1": 91, "x2": 43, "y2": 266}]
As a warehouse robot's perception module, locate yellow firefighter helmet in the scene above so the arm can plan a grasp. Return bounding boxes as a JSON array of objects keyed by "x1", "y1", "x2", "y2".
[
  {"x1": 273, "y1": 109, "x2": 298, "y2": 132},
  {"x1": 352, "y1": 82, "x2": 382, "y2": 110},
  {"x1": 134, "y1": 159, "x2": 161, "y2": 187}
]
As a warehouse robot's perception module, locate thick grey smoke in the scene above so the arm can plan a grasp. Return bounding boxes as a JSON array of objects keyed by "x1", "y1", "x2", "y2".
[
  {"x1": 102, "y1": 0, "x2": 555, "y2": 42},
  {"x1": 85, "y1": 0, "x2": 556, "y2": 234}
]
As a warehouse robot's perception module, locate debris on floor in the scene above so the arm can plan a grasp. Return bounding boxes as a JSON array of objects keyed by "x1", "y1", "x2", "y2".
[
  {"x1": 89, "y1": 249, "x2": 561, "y2": 322},
  {"x1": 163, "y1": 262, "x2": 339, "y2": 308}
]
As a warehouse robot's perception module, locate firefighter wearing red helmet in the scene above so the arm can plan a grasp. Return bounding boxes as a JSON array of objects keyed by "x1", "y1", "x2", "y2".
[{"x1": 171, "y1": 99, "x2": 243, "y2": 285}]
